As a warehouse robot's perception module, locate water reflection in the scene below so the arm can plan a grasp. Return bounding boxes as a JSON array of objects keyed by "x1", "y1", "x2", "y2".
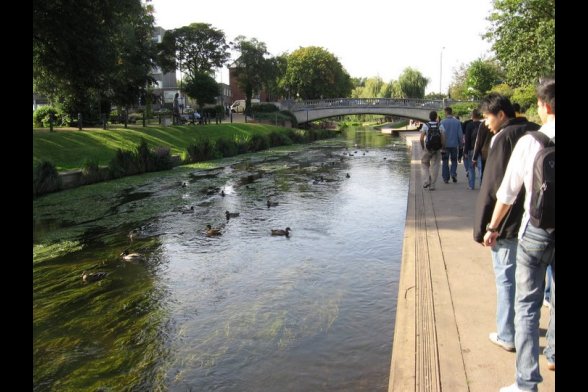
[{"x1": 33, "y1": 127, "x2": 410, "y2": 391}]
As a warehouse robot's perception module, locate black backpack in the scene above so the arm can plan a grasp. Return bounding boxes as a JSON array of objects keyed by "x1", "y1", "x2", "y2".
[
  {"x1": 528, "y1": 132, "x2": 555, "y2": 229},
  {"x1": 425, "y1": 122, "x2": 442, "y2": 151}
]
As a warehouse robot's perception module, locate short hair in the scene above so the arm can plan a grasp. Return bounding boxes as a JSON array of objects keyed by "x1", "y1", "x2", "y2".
[
  {"x1": 537, "y1": 78, "x2": 555, "y2": 115},
  {"x1": 444, "y1": 107, "x2": 453, "y2": 115},
  {"x1": 471, "y1": 108, "x2": 482, "y2": 119},
  {"x1": 480, "y1": 92, "x2": 516, "y2": 118},
  {"x1": 429, "y1": 111, "x2": 438, "y2": 121},
  {"x1": 512, "y1": 103, "x2": 521, "y2": 112}
]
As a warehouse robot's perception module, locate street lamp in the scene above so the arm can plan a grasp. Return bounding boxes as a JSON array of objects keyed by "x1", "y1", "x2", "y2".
[{"x1": 440, "y1": 46, "x2": 445, "y2": 95}]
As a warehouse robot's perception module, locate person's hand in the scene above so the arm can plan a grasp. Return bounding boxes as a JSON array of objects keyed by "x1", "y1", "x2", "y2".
[{"x1": 483, "y1": 231, "x2": 499, "y2": 247}]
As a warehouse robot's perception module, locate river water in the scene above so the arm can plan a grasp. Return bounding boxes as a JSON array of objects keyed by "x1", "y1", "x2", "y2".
[{"x1": 33, "y1": 127, "x2": 410, "y2": 391}]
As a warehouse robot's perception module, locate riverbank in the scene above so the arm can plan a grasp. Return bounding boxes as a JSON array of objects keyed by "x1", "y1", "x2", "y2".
[{"x1": 388, "y1": 134, "x2": 554, "y2": 391}]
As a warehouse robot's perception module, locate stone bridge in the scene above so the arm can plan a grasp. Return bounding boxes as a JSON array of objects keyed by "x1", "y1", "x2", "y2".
[{"x1": 281, "y1": 98, "x2": 474, "y2": 124}]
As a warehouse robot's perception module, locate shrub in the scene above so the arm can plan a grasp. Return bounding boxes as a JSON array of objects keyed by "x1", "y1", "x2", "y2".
[
  {"x1": 33, "y1": 161, "x2": 61, "y2": 197},
  {"x1": 248, "y1": 133, "x2": 269, "y2": 152},
  {"x1": 152, "y1": 147, "x2": 174, "y2": 170},
  {"x1": 109, "y1": 149, "x2": 139, "y2": 178},
  {"x1": 186, "y1": 138, "x2": 216, "y2": 162},
  {"x1": 215, "y1": 137, "x2": 238, "y2": 158},
  {"x1": 511, "y1": 84, "x2": 537, "y2": 112},
  {"x1": 280, "y1": 110, "x2": 298, "y2": 127},
  {"x1": 33, "y1": 106, "x2": 70, "y2": 127},
  {"x1": 80, "y1": 159, "x2": 105, "y2": 185},
  {"x1": 285, "y1": 129, "x2": 306, "y2": 144},
  {"x1": 268, "y1": 131, "x2": 292, "y2": 147},
  {"x1": 252, "y1": 103, "x2": 279, "y2": 113}
]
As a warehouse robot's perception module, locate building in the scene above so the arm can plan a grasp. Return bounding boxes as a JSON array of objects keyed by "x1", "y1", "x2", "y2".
[
  {"x1": 150, "y1": 26, "x2": 178, "y2": 106},
  {"x1": 228, "y1": 61, "x2": 269, "y2": 104}
]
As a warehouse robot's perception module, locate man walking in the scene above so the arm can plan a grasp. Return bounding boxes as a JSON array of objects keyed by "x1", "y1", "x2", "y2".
[
  {"x1": 440, "y1": 107, "x2": 463, "y2": 183},
  {"x1": 419, "y1": 111, "x2": 446, "y2": 191}
]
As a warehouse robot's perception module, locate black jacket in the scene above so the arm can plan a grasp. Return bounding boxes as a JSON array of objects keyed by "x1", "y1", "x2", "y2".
[{"x1": 473, "y1": 117, "x2": 540, "y2": 243}]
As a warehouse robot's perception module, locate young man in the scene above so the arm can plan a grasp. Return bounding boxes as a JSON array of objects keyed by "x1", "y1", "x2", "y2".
[
  {"x1": 440, "y1": 107, "x2": 463, "y2": 183},
  {"x1": 419, "y1": 110, "x2": 446, "y2": 191},
  {"x1": 473, "y1": 93, "x2": 540, "y2": 355},
  {"x1": 484, "y1": 79, "x2": 555, "y2": 392}
]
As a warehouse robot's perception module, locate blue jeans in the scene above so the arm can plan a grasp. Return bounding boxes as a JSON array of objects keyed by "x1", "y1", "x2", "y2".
[
  {"x1": 441, "y1": 147, "x2": 458, "y2": 182},
  {"x1": 544, "y1": 274, "x2": 555, "y2": 364},
  {"x1": 464, "y1": 150, "x2": 482, "y2": 189},
  {"x1": 491, "y1": 237, "x2": 518, "y2": 345},
  {"x1": 514, "y1": 222, "x2": 555, "y2": 391}
]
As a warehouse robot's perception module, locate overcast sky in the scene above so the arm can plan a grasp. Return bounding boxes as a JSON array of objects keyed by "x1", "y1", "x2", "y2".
[{"x1": 149, "y1": 0, "x2": 494, "y2": 94}]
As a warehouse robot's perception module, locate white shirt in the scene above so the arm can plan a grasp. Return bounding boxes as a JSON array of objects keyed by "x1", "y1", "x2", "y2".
[{"x1": 495, "y1": 121, "x2": 555, "y2": 237}]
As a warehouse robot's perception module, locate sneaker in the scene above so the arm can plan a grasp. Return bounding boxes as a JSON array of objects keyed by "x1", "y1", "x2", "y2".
[
  {"x1": 423, "y1": 182, "x2": 430, "y2": 188},
  {"x1": 429, "y1": 186, "x2": 435, "y2": 191},
  {"x1": 452, "y1": 176, "x2": 457, "y2": 183},
  {"x1": 547, "y1": 362, "x2": 555, "y2": 371},
  {"x1": 443, "y1": 180, "x2": 449, "y2": 184},
  {"x1": 466, "y1": 186, "x2": 474, "y2": 190},
  {"x1": 499, "y1": 383, "x2": 532, "y2": 392},
  {"x1": 489, "y1": 332, "x2": 515, "y2": 352}
]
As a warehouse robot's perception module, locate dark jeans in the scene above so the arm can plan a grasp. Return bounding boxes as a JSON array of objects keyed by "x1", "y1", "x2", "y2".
[{"x1": 441, "y1": 147, "x2": 458, "y2": 182}]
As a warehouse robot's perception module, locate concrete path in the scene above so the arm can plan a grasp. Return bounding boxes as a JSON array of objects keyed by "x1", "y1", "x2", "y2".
[{"x1": 388, "y1": 133, "x2": 554, "y2": 391}]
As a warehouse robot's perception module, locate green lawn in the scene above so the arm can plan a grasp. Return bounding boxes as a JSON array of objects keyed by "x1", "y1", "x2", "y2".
[{"x1": 33, "y1": 123, "x2": 293, "y2": 171}]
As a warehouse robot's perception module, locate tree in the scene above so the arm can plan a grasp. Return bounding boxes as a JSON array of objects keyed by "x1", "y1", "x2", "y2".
[
  {"x1": 465, "y1": 59, "x2": 504, "y2": 99},
  {"x1": 231, "y1": 36, "x2": 271, "y2": 116},
  {"x1": 448, "y1": 63, "x2": 469, "y2": 100},
  {"x1": 485, "y1": 0, "x2": 555, "y2": 86},
  {"x1": 33, "y1": 0, "x2": 156, "y2": 121},
  {"x1": 158, "y1": 23, "x2": 230, "y2": 79},
  {"x1": 398, "y1": 67, "x2": 429, "y2": 98},
  {"x1": 184, "y1": 73, "x2": 219, "y2": 110},
  {"x1": 281, "y1": 46, "x2": 353, "y2": 100}
]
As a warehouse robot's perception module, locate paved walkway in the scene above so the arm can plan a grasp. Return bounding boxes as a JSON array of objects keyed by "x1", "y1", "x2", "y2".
[{"x1": 388, "y1": 133, "x2": 554, "y2": 391}]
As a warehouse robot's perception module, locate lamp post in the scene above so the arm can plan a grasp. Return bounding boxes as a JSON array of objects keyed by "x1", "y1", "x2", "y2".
[{"x1": 440, "y1": 46, "x2": 445, "y2": 95}]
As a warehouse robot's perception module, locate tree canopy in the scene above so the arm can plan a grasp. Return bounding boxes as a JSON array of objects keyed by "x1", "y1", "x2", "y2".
[
  {"x1": 485, "y1": 0, "x2": 555, "y2": 86},
  {"x1": 158, "y1": 23, "x2": 230, "y2": 79},
  {"x1": 33, "y1": 0, "x2": 156, "y2": 118},
  {"x1": 398, "y1": 68, "x2": 429, "y2": 98},
  {"x1": 184, "y1": 73, "x2": 219, "y2": 109},
  {"x1": 465, "y1": 59, "x2": 504, "y2": 99},
  {"x1": 281, "y1": 47, "x2": 353, "y2": 100}
]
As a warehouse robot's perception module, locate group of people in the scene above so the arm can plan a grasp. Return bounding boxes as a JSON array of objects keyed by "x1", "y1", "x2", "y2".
[{"x1": 419, "y1": 79, "x2": 555, "y2": 392}]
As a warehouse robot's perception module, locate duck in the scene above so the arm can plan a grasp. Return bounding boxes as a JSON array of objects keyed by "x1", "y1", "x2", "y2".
[
  {"x1": 206, "y1": 224, "x2": 222, "y2": 236},
  {"x1": 267, "y1": 199, "x2": 279, "y2": 208},
  {"x1": 120, "y1": 249, "x2": 143, "y2": 262},
  {"x1": 220, "y1": 189, "x2": 226, "y2": 197},
  {"x1": 181, "y1": 206, "x2": 195, "y2": 214},
  {"x1": 346, "y1": 173, "x2": 351, "y2": 178},
  {"x1": 81, "y1": 271, "x2": 108, "y2": 283},
  {"x1": 128, "y1": 229, "x2": 140, "y2": 242},
  {"x1": 271, "y1": 227, "x2": 291, "y2": 236},
  {"x1": 225, "y1": 210, "x2": 240, "y2": 219}
]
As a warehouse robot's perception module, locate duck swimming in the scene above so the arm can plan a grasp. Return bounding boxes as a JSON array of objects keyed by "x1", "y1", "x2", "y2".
[
  {"x1": 81, "y1": 271, "x2": 108, "y2": 283},
  {"x1": 120, "y1": 249, "x2": 143, "y2": 261},
  {"x1": 206, "y1": 224, "x2": 222, "y2": 236},
  {"x1": 225, "y1": 210, "x2": 240, "y2": 219},
  {"x1": 271, "y1": 227, "x2": 291, "y2": 236},
  {"x1": 267, "y1": 199, "x2": 279, "y2": 208},
  {"x1": 181, "y1": 206, "x2": 195, "y2": 214}
]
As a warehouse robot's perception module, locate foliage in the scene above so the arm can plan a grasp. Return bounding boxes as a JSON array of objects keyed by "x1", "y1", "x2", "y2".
[
  {"x1": 485, "y1": 0, "x2": 555, "y2": 86},
  {"x1": 465, "y1": 59, "x2": 505, "y2": 99},
  {"x1": 252, "y1": 103, "x2": 280, "y2": 113},
  {"x1": 398, "y1": 67, "x2": 429, "y2": 98},
  {"x1": 280, "y1": 46, "x2": 353, "y2": 100},
  {"x1": 32, "y1": 106, "x2": 69, "y2": 128},
  {"x1": 184, "y1": 72, "x2": 219, "y2": 109},
  {"x1": 511, "y1": 84, "x2": 538, "y2": 111},
  {"x1": 490, "y1": 83, "x2": 514, "y2": 98},
  {"x1": 33, "y1": 0, "x2": 157, "y2": 119},
  {"x1": 80, "y1": 158, "x2": 108, "y2": 185},
  {"x1": 448, "y1": 102, "x2": 482, "y2": 119},
  {"x1": 33, "y1": 160, "x2": 61, "y2": 197},
  {"x1": 157, "y1": 23, "x2": 230, "y2": 78},
  {"x1": 186, "y1": 139, "x2": 216, "y2": 162},
  {"x1": 448, "y1": 63, "x2": 469, "y2": 100}
]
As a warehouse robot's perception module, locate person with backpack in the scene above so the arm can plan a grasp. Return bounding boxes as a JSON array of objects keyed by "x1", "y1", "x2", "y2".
[
  {"x1": 473, "y1": 93, "x2": 540, "y2": 358},
  {"x1": 483, "y1": 79, "x2": 555, "y2": 392},
  {"x1": 419, "y1": 110, "x2": 446, "y2": 191}
]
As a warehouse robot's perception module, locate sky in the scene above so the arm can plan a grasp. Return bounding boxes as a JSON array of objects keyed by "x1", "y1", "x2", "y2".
[{"x1": 149, "y1": 0, "x2": 494, "y2": 94}]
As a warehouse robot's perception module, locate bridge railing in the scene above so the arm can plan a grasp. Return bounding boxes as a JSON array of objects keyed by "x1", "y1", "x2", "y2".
[{"x1": 287, "y1": 98, "x2": 446, "y2": 111}]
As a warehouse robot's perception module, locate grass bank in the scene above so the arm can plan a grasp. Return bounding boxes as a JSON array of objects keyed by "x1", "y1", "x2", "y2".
[{"x1": 33, "y1": 123, "x2": 300, "y2": 171}]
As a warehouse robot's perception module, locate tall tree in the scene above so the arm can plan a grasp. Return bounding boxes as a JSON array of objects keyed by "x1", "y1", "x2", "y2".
[
  {"x1": 158, "y1": 23, "x2": 230, "y2": 79},
  {"x1": 281, "y1": 46, "x2": 353, "y2": 100},
  {"x1": 398, "y1": 67, "x2": 429, "y2": 98},
  {"x1": 33, "y1": 0, "x2": 156, "y2": 120},
  {"x1": 231, "y1": 36, "x2": 271, "y2": 116},
  {"x1": 485, "y1": 0, "x2": 555, "y2": 86},
  {"x1": 465, "y1": 59, "x2": 505, "y2": 99},
  {"x1": 184, "y1": 73, "x2": 219, "y2": 111}
]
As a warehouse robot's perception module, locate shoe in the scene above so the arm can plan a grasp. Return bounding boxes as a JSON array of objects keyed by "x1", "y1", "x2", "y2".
[
  {"x1": 429, "y1": 186, "x2": 435, "y2": 191},
  {"x1": 443, "y1": 180, "x2": 449, "y2": 184},
  {"x1": 499, "y1": 383, "x2": 532, "y2": 392},
  {"x1": 452, "y1": 176, "x2": 457, "y2": 183},
  {"x1": 489, "y1": 332, "x2": 515, "y2": 352},
  {"x1": 423, "y1": 182, "x2": 430, "y2": 188},
  {"x1": 466, "y1": 186, "x2": 474, "y2": 190},
  {"x1": 547, "y1": 362, "x2": 555, "y2": 371}
]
